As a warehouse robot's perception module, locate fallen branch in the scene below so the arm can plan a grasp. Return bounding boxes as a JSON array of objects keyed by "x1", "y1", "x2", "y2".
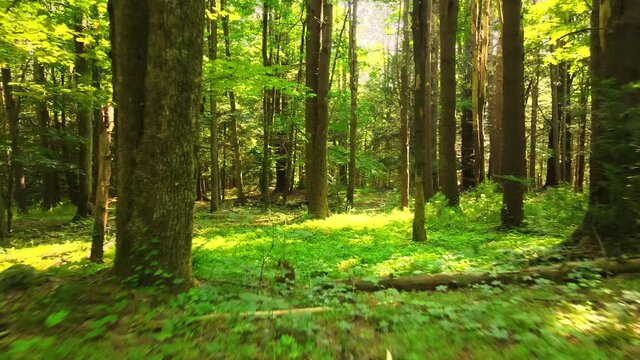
[{"x1": 334, "y1": 257, "x2": 640, "y2": 292}]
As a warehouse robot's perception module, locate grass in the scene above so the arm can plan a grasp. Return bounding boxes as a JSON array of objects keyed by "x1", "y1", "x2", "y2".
[{"x1": 1, "y1": 184, "x2": 639, "y2": 359}]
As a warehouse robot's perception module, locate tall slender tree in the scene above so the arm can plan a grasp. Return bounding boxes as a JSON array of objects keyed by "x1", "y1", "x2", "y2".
[
  {"x1": 112, "y1": 0, "x2": 205, "y2": 285},
  {"x1": 439, "y1": 0, "x2": 459, "y2": 206},
  {"x1": 209, "y1": 0, "x2": 220, "y2": 212},
  {"x1": 399, "y1": 0, "x2": 411, "y2": 210},
  {"x1": 500, "y1": 0, "x2": 525, "y2": 228},
  {"x1": 412, "y1": 0, "x2": 432, "y2": 242},
  {"x1": 346, "y1": 0, "x2": 359, "y2": 208}
]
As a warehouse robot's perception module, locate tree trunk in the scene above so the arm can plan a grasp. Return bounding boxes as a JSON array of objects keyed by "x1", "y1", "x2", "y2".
[
  {"x1": 460, "y1": 27, "x2": 476, "y2": 190},
  {"x1": 574, "y1": 70, "x2": 588, "y2": 192},
  {"x1": 346, "y1": 0, "x2": 359, "y2": 208},
  {"x1": 260, "y1": 1, "x2": 272, "y2": 209},
  {"x1": 209, "y1": 0, "x2": 220, "y2": 212},
  {"x1": 489, "y1": 0, "x2": 503, "y2": 181},
  {"x1": 112, "y1": 0, "x2": 204, "y2": 285},
  {"x1": 561, "y1": 66, "x2": 573, "y2": 184},
  {"x1": 573, "y1": 0, "x2": 640, "y2": 255},
  {"x1": 1, "y1": 68, "x2": 27, "y2": 215},
  {"x1": 0, "y1": 80, "x2": 6, "y2": 245},
  {"x1": 529, "y1": 70, "x2": 539, "y2": 191},
  {"x1": 430, "y1": 3, "x2": 439, "y2": 193},
  {"x1": 90, "y1": 106, "x2": 112, "y2": 263},
  {"x1": 74, "y1": 15, "x2": 94, "y2": 220},
  {"x1": 438, "y1": 0, "x2": 459, "y2": 207},
  {"x1": 471, "y1": 0, "x2": 489, "y2": 184},
  {"x1": 500, "y1": 0, "x2": 525, "y2": 228},
  {"x1": 399, "y1": 0, "x2": 411, "y2": 210},
  {"x1": 545, "y1": 62, "x2": 561, "y2": 188},
  {"x1": 412, "y1": 0, "x2": 432, "y2": 242},
  {"x1": 34, "y1": 62, "x2": 59, "y2": 210},
  {"x1": 221, "y1": 0, "x2": 245, "y2": 205},
  {"x1": 306, "y1": 0, "x2": 331, "y2": 219}
]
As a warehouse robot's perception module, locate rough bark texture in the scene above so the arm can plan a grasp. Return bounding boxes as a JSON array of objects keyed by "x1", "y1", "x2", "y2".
[
  {"x1": 336, "y1": 257, "x2": 640, "y2": 292},
  {"x1": 412, "y1": 0, "x2": 431, "y2": 242},
  {"x1": 209, "y1": 0, "x2": 220, "y2": 212},
  {"x1": 500, "y1": 0, "x2": 525, "y2": 228},
  {"x1": 112, "y1": 0, "x2": 204, "y2": 285},
  {"x1": 438, "y1": 0, "x2": 459, "y2": 207},
  {"x1": 90, "y1": 106, "x2": 112, "y2": 263},
  {"x1": 399, "y1": 0, "x2": 411, "y2": 210},
  {"x1": 346, "y1": 0, "x2": 358, "y2": 209},
  {"x1": 573, "y1": 0, "x2": 640, "y2": 255},
  {"x1": 74, "y1": 16, "x2": 94, "y2": 220},
  {"x1": 306, "y1": 0, "x2": 331, "y2": 219}
]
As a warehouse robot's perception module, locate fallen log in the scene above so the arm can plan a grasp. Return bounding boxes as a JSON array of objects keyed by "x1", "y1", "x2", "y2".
[{"x1": 334, "y1": 257, "x2": 640, "y2": 292}]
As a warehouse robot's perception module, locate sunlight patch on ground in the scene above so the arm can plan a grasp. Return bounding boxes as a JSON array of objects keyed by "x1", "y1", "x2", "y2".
[{"x1": 294, "y1": 209, "x2": 412, "y2": 231}]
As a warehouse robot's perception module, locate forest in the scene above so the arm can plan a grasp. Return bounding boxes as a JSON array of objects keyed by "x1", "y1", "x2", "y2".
[{"x1": 0, "y1": 0, "x2": 639, "y2": 358}]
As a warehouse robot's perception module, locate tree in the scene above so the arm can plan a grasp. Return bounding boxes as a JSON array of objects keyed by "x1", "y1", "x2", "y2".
[
  {"x1": 439, "y1": 0, "x2": 459, "y2": 207},
  {"x1": 34, "y1": 61, "x2": 59, "y2": 210},
  {"x1": 305, "y1": 0, "x2": 332, "y2": 219},
  {"x1": 346, "y1": 0, "x2": 358, "y2": 208},
  {"x1": 209, "y1": 0, "x2": 220, "y2": 212},
  {"x1": 488, "y1": 0, "x2": 503, "y2": 180},
  {"x1": 500, "y1": 0, "x2": 525, "y2": 228},
  {"x1": 111, "y1": 0, "x2": 205, "y2": 285},
  {"x1": 399, "y1": 0, "x2": 410, "y2": 210},
  {"x1": 412, "y1": 0, "x2": 432, "y2": 242},
  {"x1": 73, "y1": 13, "x2": 94, "y2": 220},
  {"x1": 90, "y1": 106, "x2": 111, "y2": 263},
  {"x1": 573, "y1": 0, "x2": 640, "y2": 255}
]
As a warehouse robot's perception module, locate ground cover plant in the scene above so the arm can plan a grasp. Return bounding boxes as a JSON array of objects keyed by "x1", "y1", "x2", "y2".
[{"x1": 2, "y1": 186, "x2": 639, "y2": 359}]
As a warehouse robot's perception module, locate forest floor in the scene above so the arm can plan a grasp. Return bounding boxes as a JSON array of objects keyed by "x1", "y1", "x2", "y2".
[{"x1": 1, "y1": 184, "x2": 639, "y2": 359}]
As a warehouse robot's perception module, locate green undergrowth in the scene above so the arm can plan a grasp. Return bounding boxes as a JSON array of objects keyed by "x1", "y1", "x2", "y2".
[{"x1": 3, "y1": 184, "x2": 639, "y2": 359}]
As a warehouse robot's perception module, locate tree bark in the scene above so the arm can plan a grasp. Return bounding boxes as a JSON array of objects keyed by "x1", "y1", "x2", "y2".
[
  {"x1": 439, "y1": 0, "x2": 459, "y2": 207},
  {"x1": 489, "y1": 0, "x2": 503, "y2": 181},
  {"x1": 500, "y1": 0, "x2": 525, "y2": 228},
  {"x1": 399, "y1": 0, "x2": 411, "y2": 210},
  {"x1": 346, "y1": 0, "x2": 358, "y2": 208},
  {"x1": 545, "y1": 62, "x2": 561, "y2": 188},
  {"x1": 209, "y1": 0, "x2": 220, "y2": 212},
  {"x1": 460, "y1": 27, "x2": 476, "y2": 190},
  {"x1": 306, "y1": 0, "x2": 331, "y2": 219},
  {"x1": 90, "y1": 106, "x2": 112, "y2": 263},
  {"x1": 573, "y1": 0, "x2": 640, "y2": 255},
  {"x1": 260, "y1": 1, "x2": 272, "y2": 209},
  {"x1": 574, "y1": 70, "x2": 588, "y2": 192},
  {"x1": 412, "y1": 0, "x2": 432, "y2": 242},
  {"x1": 529, "y1": 69, "x2": 539, "y2": 191},
  {"x1": 112, "y1": 0, "x2": 204, "y2": 285},
  {"x1": 74, "y1": 15, "x2": 94, "y2": 220}
]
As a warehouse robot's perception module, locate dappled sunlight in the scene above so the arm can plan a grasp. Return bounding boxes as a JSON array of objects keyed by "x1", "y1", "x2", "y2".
[
  {"x1": 293, "y1": 209, "x2": 412, "y2": 232},
  {"x1": 0, "y1": 242, "x2": 113, "y2": 271}
]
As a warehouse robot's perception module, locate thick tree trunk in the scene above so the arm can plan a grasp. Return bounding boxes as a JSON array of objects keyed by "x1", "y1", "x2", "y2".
[
  {"x1": 221, "y1": 0, "x2": 245, "y2": 205},
  {"x1": 500, "y1": 0, "x2": 525, "y2": 228},
  {"x1": 573, "y1": 0, "x2": 640, "y2": 255},
  {"x1": 399, "y1": 0, "x2": 410, "y2": 210},
  {"x1": 209, "y1": 0, "x2": 220, "y2": 212},
  {"x1": 412, "y1": 0, "x2": 432, "y2": 242},
  {"x1": 306, "y1": 0, "x2": 331, "y2": 219},
  {"x1": 90, "y1": 106, "x2": 112, "y2": 263},
  {"x1": 1, "y1": 68, "x2": 27, "y2": 215},
  {"x1": 438, "y1": 0, "x2": 459, "y2": 207},
  {"x1": 74, "y1": 16, "x2": 94, "y2": 220},
  {"x1": 346, "y1": 0, "x2": 358, "y2": 209},
  {"x1": 112, "y1": 0, "x2": 204, "y2": 285}
]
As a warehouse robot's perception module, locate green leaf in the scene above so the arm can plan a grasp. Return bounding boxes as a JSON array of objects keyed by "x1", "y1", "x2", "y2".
[{"x1": 44, "y1": 310, "x2": 70, "y2": 328}]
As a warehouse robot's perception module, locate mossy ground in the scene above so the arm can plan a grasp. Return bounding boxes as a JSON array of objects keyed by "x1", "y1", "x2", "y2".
[{"x1": 1, "y1": 185, "x2": 638, "y2": 359}]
